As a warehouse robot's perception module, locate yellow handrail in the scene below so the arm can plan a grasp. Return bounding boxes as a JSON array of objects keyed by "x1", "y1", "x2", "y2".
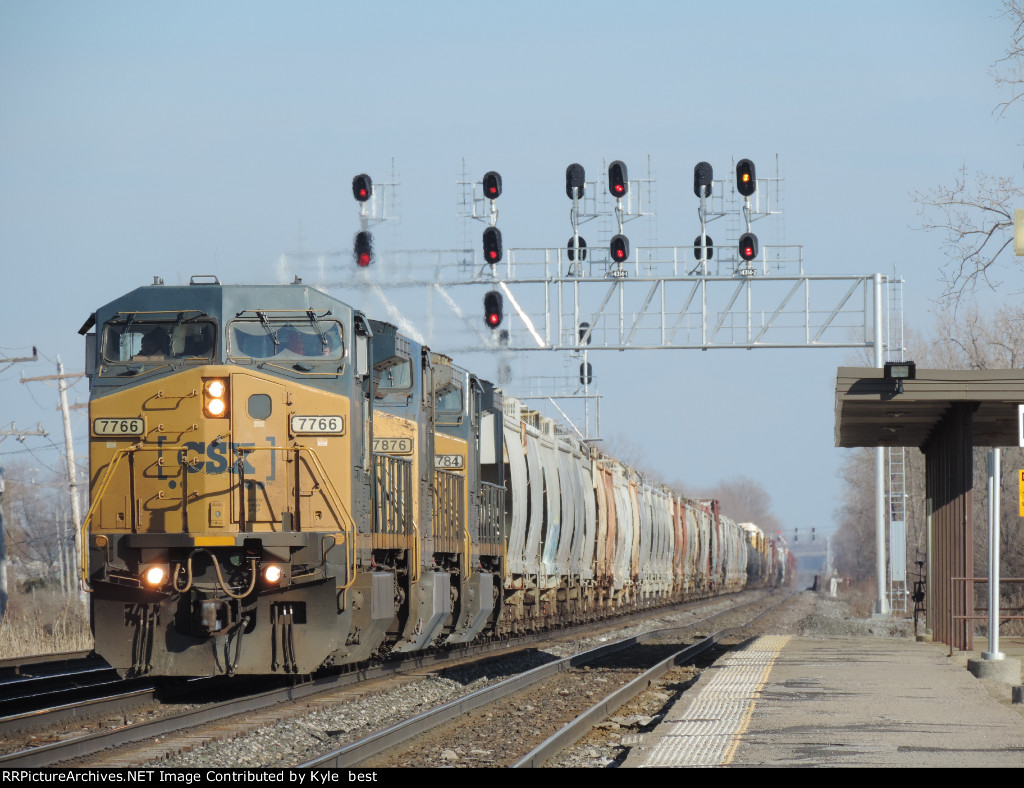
[
  {"x1": 83, "y1": 441, "x2": 358, "y2": 592},
  {"x1": 79, "y1": 447, "x2": 136, "y2": 591},
  {"x1": 236, "y1": 443, "x2": 357, "y2": 590}
]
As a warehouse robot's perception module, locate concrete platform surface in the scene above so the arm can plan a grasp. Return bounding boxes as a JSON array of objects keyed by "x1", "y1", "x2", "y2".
[{"x1": 627, "y1": 635, "x2": 1024, "y2": 768}]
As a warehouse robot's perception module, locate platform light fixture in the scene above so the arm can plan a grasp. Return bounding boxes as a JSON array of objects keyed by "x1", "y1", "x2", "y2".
[{"x1": 884, "y1": 360, "x2": 917, "y2": 395}]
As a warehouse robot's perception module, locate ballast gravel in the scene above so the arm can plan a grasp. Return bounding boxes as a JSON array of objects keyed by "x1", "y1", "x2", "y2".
[{"x1": 130, "y1": 588, "x2": 908, "y2": 769}]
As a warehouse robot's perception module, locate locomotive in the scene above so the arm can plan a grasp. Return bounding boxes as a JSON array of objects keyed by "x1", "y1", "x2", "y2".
[{"x1": 78, "y1": 276, "x2": 790, "y2": 677}]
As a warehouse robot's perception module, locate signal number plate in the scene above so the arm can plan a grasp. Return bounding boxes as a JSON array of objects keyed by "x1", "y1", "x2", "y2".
[
  {"x1": 93, "y1": 418, "x2": 145, "y2": 436},
  {"x1": 373, "y1": 437, "x2": 413, "y2": 454},
  {"x1": 291, "y1": 415, "x2": 344, "y2": 434},
  {"x1": 435, "y1": 454, "x2": 465, "y2": 469}
]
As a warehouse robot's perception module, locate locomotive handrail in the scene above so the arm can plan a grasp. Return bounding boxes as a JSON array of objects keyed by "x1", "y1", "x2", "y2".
[
  {"x1": 297, "y1": 445, "x2": 357, "y2": 591},
  {"x1": 79, "y1": 446, "x2": 137, "y2": 591},
  {"x1": 238, "y1": 443, "x2": 357, "y2": 590},
  {"x1": 84, "y1": 442, "x2": 357, "y2": 592}
]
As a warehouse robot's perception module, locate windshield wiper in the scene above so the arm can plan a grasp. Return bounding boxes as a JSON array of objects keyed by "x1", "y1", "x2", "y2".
[
  {"x1": 306, "y1": 310, "x2": 331, "y2": 353},
  {"x1": 256, "y1": 310, "x2": 280, "y2": 351}
]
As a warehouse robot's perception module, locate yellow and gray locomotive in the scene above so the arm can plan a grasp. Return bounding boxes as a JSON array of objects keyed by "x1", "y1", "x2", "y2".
[
  {"x1": 80, "y1": 276, "x2": 504, "y2": 676},
  {"x1": 80, "y1": 277, "x2": 787, "y2": 678}
]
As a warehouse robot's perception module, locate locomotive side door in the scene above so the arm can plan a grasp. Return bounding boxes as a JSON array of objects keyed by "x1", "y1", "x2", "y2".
[{"x1": 229, "y1": 372, "x2": 289, "y2": 531}]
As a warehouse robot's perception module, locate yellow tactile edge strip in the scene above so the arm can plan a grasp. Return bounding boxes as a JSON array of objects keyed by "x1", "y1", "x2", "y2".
[{"x1": 639, "y1": 635, "x2": 790, "y2": 767}]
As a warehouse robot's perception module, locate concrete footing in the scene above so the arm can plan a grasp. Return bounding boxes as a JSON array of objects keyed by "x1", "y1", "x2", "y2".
[{"x1": 967, "y1": 656, "x2": 1022, "y2": 684}]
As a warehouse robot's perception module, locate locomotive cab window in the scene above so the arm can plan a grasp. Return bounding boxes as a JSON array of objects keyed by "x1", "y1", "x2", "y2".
[
  {"x1": 101, "y1": 318, "x2": 218, "y2": 364},
  {"x1": 436, "y1": 380, "x2": 463, "y2": 414},
  {"x1": 375, "y1": 359, "x2": 412, "y2": 391},
  {"x1": 229, "y1": 316, "x2": 344, "y2": 362}
]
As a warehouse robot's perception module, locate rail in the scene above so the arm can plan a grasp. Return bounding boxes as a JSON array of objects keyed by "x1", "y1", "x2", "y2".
[{"x1": 948, "y1": 576, "x2": 1024, "y2": 656}]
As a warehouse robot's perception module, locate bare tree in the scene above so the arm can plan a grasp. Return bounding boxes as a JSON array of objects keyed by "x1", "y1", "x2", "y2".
[
  {"x1": 687, "y1": 475, "x2": 783, "y2": 536},
  {"x1": 993, "y1": 0, "x2": 1024, "y2": 117},
  {"x1": 912, "y1": 1, "x2": 1024, "y2": 305}
]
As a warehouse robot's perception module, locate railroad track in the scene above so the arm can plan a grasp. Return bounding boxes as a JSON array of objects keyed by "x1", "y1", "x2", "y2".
[
  {"x1": 305, "y1": 590, "x2": 790, "y2": 768},
  {"x1": 0, "y1": 589, "x2": 782, "y2": 768}
]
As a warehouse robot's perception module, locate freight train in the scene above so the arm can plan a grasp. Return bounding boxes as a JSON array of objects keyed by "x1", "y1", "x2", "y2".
[{"x1": 78, "y1": 276, "x2": 791, "y2": 677}]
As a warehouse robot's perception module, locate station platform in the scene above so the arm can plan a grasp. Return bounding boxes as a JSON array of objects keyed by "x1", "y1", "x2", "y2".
[{"x1": 623, "y1": 633, "x2": 1024, "y2": 768}]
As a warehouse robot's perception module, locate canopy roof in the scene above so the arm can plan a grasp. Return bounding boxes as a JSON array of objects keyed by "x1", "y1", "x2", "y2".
[{"x1": 834, "y1": 367, "x2": 1024, "y2": 449}]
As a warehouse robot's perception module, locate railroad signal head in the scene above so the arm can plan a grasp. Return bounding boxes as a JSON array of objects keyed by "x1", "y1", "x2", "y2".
[
  {"x1": 610, "y1": 233, "x2": 629, "y2": 263},
  {"x1": 694, "y1": 161, "x2": 713, "y2": 198},
  {"x1": 608, "y1": 160, "x2": 628, "y2": 198},
  {"x1": 579, "y1": 362, "x2": 593, "y2": 385},
  {"x1": 565, "y1": 163, "x2": 585, "y2": 199},
  {"x1": 693, "y1": 234, "x2": 714, "y2": 262},
  {"x1": 352, "y1": 173, "x2": 372, "y2": 202},
  {"x1": 578, "y1": 322, "x2": 591, "y2": 346},
  {"x1": 736, "y1": 159, "x2": 756, "y2": 197},
  {"x1": 483, "y1": 290, "x2": 503, "y2": 329},
  {"x1": 567, "y1": 235, "x2": 587, "y2": 262},
  {"x1": 354, "y1": 230, "x2": 373, "y2": 267},
  {"x1": 738, "y1": 232, "x2": 758, "y2": 262},
  {"x1": 483, "y1": 226, "x2": 503, "y2": 264},
  {"x1": 483, "y1": 170, "x2": 502, "y2": 200}
]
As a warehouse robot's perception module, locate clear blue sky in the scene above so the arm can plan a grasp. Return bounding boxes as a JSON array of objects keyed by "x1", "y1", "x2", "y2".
[{"x1": 0, "y1": 1, "x2": 1018, "y2": 538}]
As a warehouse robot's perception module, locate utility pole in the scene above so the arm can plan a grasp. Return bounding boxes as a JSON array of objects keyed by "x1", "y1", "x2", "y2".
[{"x1": 20, "y1": 359, "x2": 87, "y2": 611}]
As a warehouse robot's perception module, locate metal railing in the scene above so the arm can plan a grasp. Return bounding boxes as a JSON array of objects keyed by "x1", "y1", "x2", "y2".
[
  {"x1": 373, "y1": 453, "x2": 413, "y2": 537},
  {"x1": 480, "y1": 481, "x2": 504, "y2": 544},
  {"x1": 948, "y1": 576, "x2": 1024, "y2": 655},
  {"x1": 432, "y1": 469, "x2": 464, "y2": 545}
]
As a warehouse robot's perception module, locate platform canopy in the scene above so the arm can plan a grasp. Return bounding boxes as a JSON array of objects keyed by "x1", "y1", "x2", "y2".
[{"x1": 834, "y1": 367, "x2": 1024, "y2": 449}]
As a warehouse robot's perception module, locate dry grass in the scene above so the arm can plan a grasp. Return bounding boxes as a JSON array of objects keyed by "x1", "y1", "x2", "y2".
[{"x1": 0, "y1": 586, "x2": 93, "y2": 660}]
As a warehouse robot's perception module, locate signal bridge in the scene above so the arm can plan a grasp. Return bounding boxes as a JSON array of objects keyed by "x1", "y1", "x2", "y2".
[{"x1": 330, "y1": 244, "x2": 882, "y2": 356}]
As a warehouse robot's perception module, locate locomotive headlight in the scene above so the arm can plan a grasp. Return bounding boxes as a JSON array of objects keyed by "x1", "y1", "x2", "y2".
[
  {"x1": 263, "y1": 564, "x2": 283, "y2": 584},
  {"x1": 203, "y1": 378, "x2": 229, "y2": 418},
  {"x1": 141, "y1": 564, "x2": 168, "y2": 587}
]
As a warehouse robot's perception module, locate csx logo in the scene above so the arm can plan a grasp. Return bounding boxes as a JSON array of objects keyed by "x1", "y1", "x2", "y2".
[{"x1": 156, "y1": 437, "x2": 276, "y2": 481}]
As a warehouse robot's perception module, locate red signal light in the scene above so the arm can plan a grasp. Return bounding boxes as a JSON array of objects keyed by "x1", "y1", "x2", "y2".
[
  {"x1": 354, "y1": 231, "x2": 373, "y2": 267},
  {"x1": 738, "y1": 232, "x2": 758, "y2": 262},
  {"x1": 352, "y1": 174, "x2": 372, "y2": 203},
  {"x1": 483, "y1": 171, "x2": 502, "y2": 200},
  {"x1": 483, "y1": 226, "x2": 503, "y2": 265},
  {"x1": 608, "y1": 160, "x2": 628, "y2": 199},
  {"x1": 609, "y1": 233, "x2": 629, "y2": 263},
  {"x1": 483, "y1": 290, "x2": 503, "y2": 329}
]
